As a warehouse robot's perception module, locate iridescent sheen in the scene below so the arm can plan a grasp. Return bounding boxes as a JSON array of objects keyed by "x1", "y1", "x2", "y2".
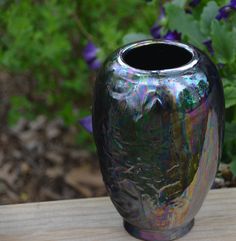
[{"x1": 92, "y1": 40, "x2": 224, "y2": 241}]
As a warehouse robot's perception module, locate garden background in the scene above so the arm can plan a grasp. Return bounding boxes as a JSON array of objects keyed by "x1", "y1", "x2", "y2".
[{"x1": 0, "y1": 0, "x2": 235, "y2": 204}]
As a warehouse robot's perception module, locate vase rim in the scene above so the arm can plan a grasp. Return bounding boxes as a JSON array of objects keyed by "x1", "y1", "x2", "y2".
[{"x1": 118, "y1": 39, "x2": 198, "y2": 75}]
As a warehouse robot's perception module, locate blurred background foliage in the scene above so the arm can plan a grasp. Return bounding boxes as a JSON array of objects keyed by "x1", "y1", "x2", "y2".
[
  {"x1": 0, "y1": 0, "x2": 236, "y2": 174},
  {"x1": 0, "y1": 0, "x2": 158, "y2": 152}
]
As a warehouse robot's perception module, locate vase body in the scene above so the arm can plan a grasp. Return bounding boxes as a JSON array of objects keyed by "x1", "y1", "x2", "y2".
[{"x1": 92, "y1": 40, "x2": 224, "y2": 241}]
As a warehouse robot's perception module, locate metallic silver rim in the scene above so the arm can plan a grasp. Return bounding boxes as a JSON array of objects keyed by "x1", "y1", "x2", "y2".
[{"x1": 118, "y1": 39, "x2": 198, "y2": 75}]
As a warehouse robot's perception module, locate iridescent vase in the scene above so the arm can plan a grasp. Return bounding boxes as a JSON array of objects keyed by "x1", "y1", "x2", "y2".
[{"x1": 92, "y1": 40, "x2": 224, "y2": 241}]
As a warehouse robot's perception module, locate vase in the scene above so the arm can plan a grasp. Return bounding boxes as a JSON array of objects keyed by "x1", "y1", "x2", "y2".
[{"x1": 92, "y1": 40, "x2": 224, "y2": 241}]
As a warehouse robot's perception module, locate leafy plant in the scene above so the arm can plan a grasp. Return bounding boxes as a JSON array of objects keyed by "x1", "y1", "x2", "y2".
[
  {"x1": 162, "y1": 0, "x2": 236, "y2": 174},
  {"x1": 0, "y1": 0, "x2": 157, "y2": 149}
]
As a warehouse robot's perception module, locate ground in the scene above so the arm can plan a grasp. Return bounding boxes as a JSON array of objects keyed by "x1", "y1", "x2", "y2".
[{"x1": 0, "y1": 116, "x2": 106, "y2": 204}]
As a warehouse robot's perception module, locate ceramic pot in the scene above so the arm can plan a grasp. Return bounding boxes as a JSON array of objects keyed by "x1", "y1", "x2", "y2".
[{"x1": 92, "y1": 40, "x2": 224, "y2": 241}]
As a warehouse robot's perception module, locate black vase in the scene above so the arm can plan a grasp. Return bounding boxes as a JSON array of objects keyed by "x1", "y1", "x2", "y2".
[{"x1": 92, "y1": 40, "x2": 224, "y2": 241}]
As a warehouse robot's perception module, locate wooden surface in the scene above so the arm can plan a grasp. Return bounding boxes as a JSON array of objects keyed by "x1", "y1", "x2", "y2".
[{"x1": 0, "y1": 188, "x2": 235, "y2": 241}]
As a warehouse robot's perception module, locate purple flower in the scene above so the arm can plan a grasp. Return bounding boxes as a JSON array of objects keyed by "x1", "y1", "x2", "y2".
[
  {"x1": 150, "y1": 6, "x2": 165, "y2": 39},
  {"x1": 158, "y1": 6, "x2": 166, "y2": 20},
  {"x1": 164, "y1": 31, "x2": 181, "y2": 41},
  {"x1": 216, "y1": 0, "x2": 236, "y2": 20},
  {"x1": 189, "y1": 0, "x2": 201, "y2": 7},
  {"x1": 150, "y1": 24, "x2": 162, "y2": 39},
  {"x1": 230, "y1": 0, "x2": 236, "y2": 8},
  {"x1": 83, "y1": 42, "x2": 101, "y2": 70},
  {"x1": 216, "y1": 5, "x2": 232, "y2": 20},
  {"x1": 79, "y1": 115, "x2": 93, "y2": 133},
  {"x1": 203, "y1": 39, "x2": 214, "y2": 55},
  {"x1": 89, "y1": 59, "x2": 101, "y2": 70}
]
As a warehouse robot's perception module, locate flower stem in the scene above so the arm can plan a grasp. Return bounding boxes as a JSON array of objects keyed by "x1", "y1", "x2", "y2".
[{"x1": 74, "y1": 15, "x2": 95, "y2": 42}]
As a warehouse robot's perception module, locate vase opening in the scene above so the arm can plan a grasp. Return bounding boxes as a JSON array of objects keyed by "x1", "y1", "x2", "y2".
[{"x1": 121, "y1": 42, "x2": 194, "y2": 71}]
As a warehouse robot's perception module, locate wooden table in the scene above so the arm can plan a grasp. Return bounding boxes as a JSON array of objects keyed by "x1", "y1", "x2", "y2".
[{"x1": 0, "y1": 188, "x2": 235, "y2": 241}]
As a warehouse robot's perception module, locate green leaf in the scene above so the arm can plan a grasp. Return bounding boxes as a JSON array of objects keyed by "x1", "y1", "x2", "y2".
[
  {"x1": 200, "y1": 1, "x2": 219, "y2": 36},
  {"x1": 211, "y1": 20, "x2": 236, "y2": 64},
  {"x1": 62, "y1": 79, "x2": 88, "y2": 94},
  {"x1": 165, "y1": 3, "x2": 205, "y2": 47},
  {"x1": 230, "y1": 159, "x2": 236, "y2": 176},
  {"x1": 224, "y1": 85, "x2": 236, "y2": 108},
  {"x1": 229, "y1": 13, "x2": 236, "y2": 26},
  {"x1": 122, "y1": 33, "x2": 150, "y2": 44},
  {"x1": 58, "y1": 102, "x2": 77, "y2": 125},
  {"x1": 171, "y1": 0, "x2": 188, "y2": 7},
  {"x1": 8, "y1": 96, "x2": 34, "y2": 125},
  {"x1": 223, "y1": 78, "x2": 233, "y2": 87},
  {"x1": 225, "y1": 122, "x2": 236, "y2": 143}
]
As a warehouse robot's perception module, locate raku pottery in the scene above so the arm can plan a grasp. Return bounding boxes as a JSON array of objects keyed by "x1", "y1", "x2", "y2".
[{"x1": 92, "y1": 40, "x2": 225, "y2": 241}]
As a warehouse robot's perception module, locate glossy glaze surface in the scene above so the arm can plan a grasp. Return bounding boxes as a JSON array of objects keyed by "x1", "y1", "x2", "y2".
[{"x1": 92, "y1": 40, "x2": 224, "y2": 241}]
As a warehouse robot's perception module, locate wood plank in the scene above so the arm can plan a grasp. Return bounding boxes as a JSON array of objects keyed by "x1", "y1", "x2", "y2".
[{"x1": 0, "y1": 188, "x2": 235, "y2": 241}]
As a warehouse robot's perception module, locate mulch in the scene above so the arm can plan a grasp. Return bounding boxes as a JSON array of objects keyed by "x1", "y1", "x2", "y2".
[
  {"x1": 0, "y1": 115, "x2": 235, "y2": 205},
  {"x1": 0, "y1": 116, "x2": 106, "y2": 204}
]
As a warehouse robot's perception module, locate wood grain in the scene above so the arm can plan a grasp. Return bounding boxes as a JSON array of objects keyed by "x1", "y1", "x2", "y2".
[{"x1": 0, "y1": 188, "x2": 235, "y2": 241}]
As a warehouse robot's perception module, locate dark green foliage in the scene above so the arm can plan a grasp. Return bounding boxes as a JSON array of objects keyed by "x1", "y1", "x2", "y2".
[
  {"x1": 163, "y1": 0, "x2": 236, "y2": 173},
  {"x1": 0, "y1": 0, "x2": 156, "y2": 148}
]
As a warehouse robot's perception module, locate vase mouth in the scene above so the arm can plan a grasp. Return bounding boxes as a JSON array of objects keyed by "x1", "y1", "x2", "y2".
[{"x1": 119, "y1": 40, "x2": 198, "y2": 74}]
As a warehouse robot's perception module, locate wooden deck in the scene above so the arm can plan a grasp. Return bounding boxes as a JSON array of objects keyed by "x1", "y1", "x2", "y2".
[{"x1": 0, "y1": 188, "x2": 235, "y2": 241}]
